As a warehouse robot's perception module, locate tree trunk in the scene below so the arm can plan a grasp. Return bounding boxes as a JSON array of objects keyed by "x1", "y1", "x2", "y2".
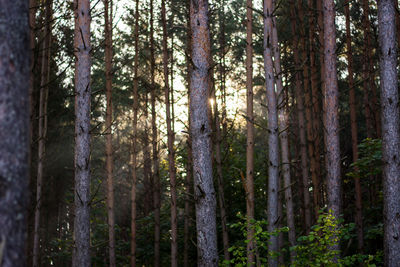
[
  {"x1": 263, "y1": 0, "x2": 280, "y2": 265},
  {"x1": 73, "y1": 0, "x2": 92, "y2": 265},
  {"x1": 104, "y1": 0, "x2": 116, "y2": 265},
  {"x1": 344, "y1": 0, "x2": 364, "y2": 252},
  {"x1": 271, "y1": 2, "x2": 296, "y2": 261},
  {"x1": 161, "y1": 1, "x2": 178, "y2": 265},
  {"x1": 184, "y1": 2, "x2": 193, "y2": 266},
  {"x1": 290, "y1": 0, "x2": 312, "y2": 232},
  {"x1": 131, "y1": 0, "x2": 139, "y2": 266},
  {"x1": 245, "y1": 0, "x2": 255, "y2": 265},
  {"x1": 190, "y1": 0, "x2": 218, "y2": 265},
  {"x1": 149, "y1": 0, "x2": 160, "y2": 266},
  {"x1": 33, "y1": 1, "x2": 52, "y2": 265},
  {"x1": 323, "y1": 0, "x2": 341, "y2": 252},
  {"x1": 378, "y1": 0, "x2": 400, "y2": 264},
  {"x1": 0, "y1": 2, "x2": 30, "y2": 266}
]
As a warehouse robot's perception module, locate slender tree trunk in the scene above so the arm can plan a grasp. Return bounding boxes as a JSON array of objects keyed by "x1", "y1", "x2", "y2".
[
  {"x1": 263, "y1": 0, "x2": 280, "y2": 265},
  {"x1": 149, "y1": 1, "x2": 160, "y2": 266},
  {"x1": 271, "y1": 2, "x2": 296, "y2": 261},
  {"x1": 0, "y1": 1, "x2": 30, "y2": 266},
  {"x1": 73, "y1": 0, "x2": 92, "y2": 265},
  {"x1": 104, "y1": 0, "x2": 116, "y2": 265},
  {"x1": 323, "y1": 0, "x2": 341, "y2": 252},
  {"x1": 309, "y1": 0, "x2": 323, "y2": 213},
  {"x1": 245, "y1": 0, "x2": 255, "y2": 265},
  {"x1": 211, "y1": 83, "x2": 230, "y2": 263},
  {"x1": 190, "y1": 1, "x2": 218, "y2": 265},
  {"x1": 131, "y1": 0, "x2": 139, "y2": 265},
  {"x1": 33, "y1": 1, "x2": 52, "y2": 265},
  {"x1": 29, "y1": 0, "x2": 37, "y2": 184},
  {"x1": 161, "y1": 1, "x2": 178, "y2": 265},
  {"x1": 184, "y1": 3, "x2": 193, "y2": 266},
  {"x1": 344, "y1": 0, "x2": 364, "y2": 252},
  {"x1": 290, "y1": 0, "x2": 312, "y2": 232},
  {"x1": 378, "y1": 0, "x2": 400, "y2": 264}
]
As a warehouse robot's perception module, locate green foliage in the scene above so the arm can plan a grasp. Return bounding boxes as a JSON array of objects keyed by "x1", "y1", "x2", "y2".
[{"x1": 222, "y1": 213, "x2": 288, "y2": 266}]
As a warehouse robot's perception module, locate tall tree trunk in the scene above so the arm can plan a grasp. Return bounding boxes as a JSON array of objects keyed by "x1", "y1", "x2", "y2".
[
  {"x1": 149, "y1": 1, "x2": 160, "y2": 266},
  {"x1": 73, "y1": 0, "x2": 92, "y2": 265},
  {"x1": 263, "y1": 0, "x2": 280, "y2": 265},
  {"x1": 190, "y1": 0, "x2": 218, "y2": 265},
  {"x1": 378, "y1": 0, "x2": 400, "y2": 264},
  {"x1": 33, "y1": 1, "x2": 52, "y2": 265},
  {"x1": 271, "y1": 2, "x2": 296, "y2": 261},
  {"x1": 309, "y1": 0, "x2": 323, "y2": 213},
  {"x1": 245, "y1": 0, "x2": 255, "y2": 265},
  {"x1": 211, "y1": 83, "x2": 230, "y2": 263},
  {"x1": 298, "y1": 0, "x2": 320, "y2": 223},
  {"x1": 0, "y1": 1, "x2": 30, "y2": 266},
  {"x1": 161, "y1": 1, "x2": 178, "y2": 265},
  {"x1": 290, "y1": 0, "x2": 312, "y2": 232},
  {"x1": 131, "y1": 0, "x2": 139, "y2": 265},
  {"x1": 184, "y1": 2, "x2": 193, "y2": 266},
  {"x1": 29, "y1": 0, "x2": 37, "y2": 184},
  {"x1": 323, "y1": 0, "x2": 341, "y2": 252},
  {"x1": 344, "y1": 0, "x2": 364, "y2": 252},
  {"x1": 104, "y1": 0, "x2": 116, "y2": 265}
]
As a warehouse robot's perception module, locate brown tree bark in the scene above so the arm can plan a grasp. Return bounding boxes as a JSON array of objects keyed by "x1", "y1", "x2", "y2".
[
  {"x1": 271, "y1": 1, "x2": 296, "y2": 261},
  {"x1": 33, "y1": 1, "x2": 52, "y2": 265},
  {"x1": 344, "y1": 0, "x2": 364, "y2": 252},
  {"x1": 149, "y1": 1, "x2": 160, "y2": 266},
  {"x1": 184, "y1": 2, "x2": 193, "y2": 266},
  {"x1": 0, "y1": 1, "x2": 30, "y2": 266},
  {"x1": 104, "y1": 0, "x2": 116, "y2": 265},
  {"x1": 73, "y1": 0, "x2": 92, "y2": 265},
  {"x1": 263, "y1": 0, "x2": 280, "y2": 265},
  {"x1": 190, "y1": 0, "x2": 218, "y2": 265},
  {"x1": 323, "y1": 0, "x2": 341, "y2": 252},
  {"x1": 378, "y1": 0, "x2": 400, "y2": 264},
  {"x1": 161, "y1": 1, "x2": 178, "y2": 265},
  {"x1": 130, "y1": 0, "x2": 139, "y2": 266},
  {"x1": 290, "y1": 0, "x2": 312, "y2": 232},
  {"x1": 245, "y1": 0, "x2": 255, "y2": 265}
]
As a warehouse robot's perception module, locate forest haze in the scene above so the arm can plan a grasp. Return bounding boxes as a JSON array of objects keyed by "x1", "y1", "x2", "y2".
[{"x1": 0, "y1": 0, "x2": 399, "y2": 266}]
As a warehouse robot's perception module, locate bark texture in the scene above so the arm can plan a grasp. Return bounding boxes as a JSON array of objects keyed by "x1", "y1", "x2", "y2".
[
  {"x1": 104, "y1": 0, "x2": 116, "y2": 265},
  {"x1": 344, "y1": 0, "x2": 363, "y2": 252},
  {"x1": 263, "y1": 0, "x2": 280, "y2": 265},
  {"x1": 378, "y1": 0, "x2": 400, "y2": 265},
  {"x1": 245, "y1": 0, "x2": 255, "y2": 265},
  {"x1": 323, "y1": 0, "x2": 341, "y2": 250},
  {"x1": 33, "y1": 1, "x2": 52, "y2": 265},
  {"x1": 0, "y1": 1, "x2": 30, "y2": 266},
  {"x1": 190, "y1": 0, "x2": 218, "y2": 265},
  {"x1": 73, "y1": 0, "x2": 92, "y2": 265}
]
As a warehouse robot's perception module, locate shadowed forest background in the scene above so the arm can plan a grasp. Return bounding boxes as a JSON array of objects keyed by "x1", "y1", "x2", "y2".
[{"x1": 0, "y1": 0, "x2": 399, "y2": 266}]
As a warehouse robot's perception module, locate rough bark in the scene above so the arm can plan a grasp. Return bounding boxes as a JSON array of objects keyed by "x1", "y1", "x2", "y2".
[
  {"x1": 290, "y1": 0, "x2": 312, "y2": 232},
  {"x1": 72, "y1": 0, "x2": 92, "y2": 265},
  {"x1": 130, "y1": 0, "x2": 139, "y2": 265},
  {"x1": 29, "y1": 0, "x2": 37, "y2": 183},
  {"x1": 190, "y1": 0, "x2": 218, "y2": 265},
  {"x1": 0, "y1": 1, "x2": 30, "y2": 266},
  {"x1": 323, "y1": 0, "x2": 341, "y2": 251},
  {"x1": 263, "y1": 0, "x2": 280, "y2": 265},
  {"x1": 161, "y1": 1, "x2": 178, "y2": 265},
  {"x1": 33, "y1": 1, "x2": 52, "y2": 265},
  {"x1": 104, "y1": 0, "x2": 116, "y2": 265},
  {"x1": 271, "y1": 2, "x2": 296, "y2": 261},
  {"x1": 344, "y1": 0, "x2": 364, "y2": 252},
  {"x1": 245, "y1": 0, "x2": 255, "y2": 265},
  {"x1": 378, "y1": 0, "x2": 400, "y2": 265}
]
